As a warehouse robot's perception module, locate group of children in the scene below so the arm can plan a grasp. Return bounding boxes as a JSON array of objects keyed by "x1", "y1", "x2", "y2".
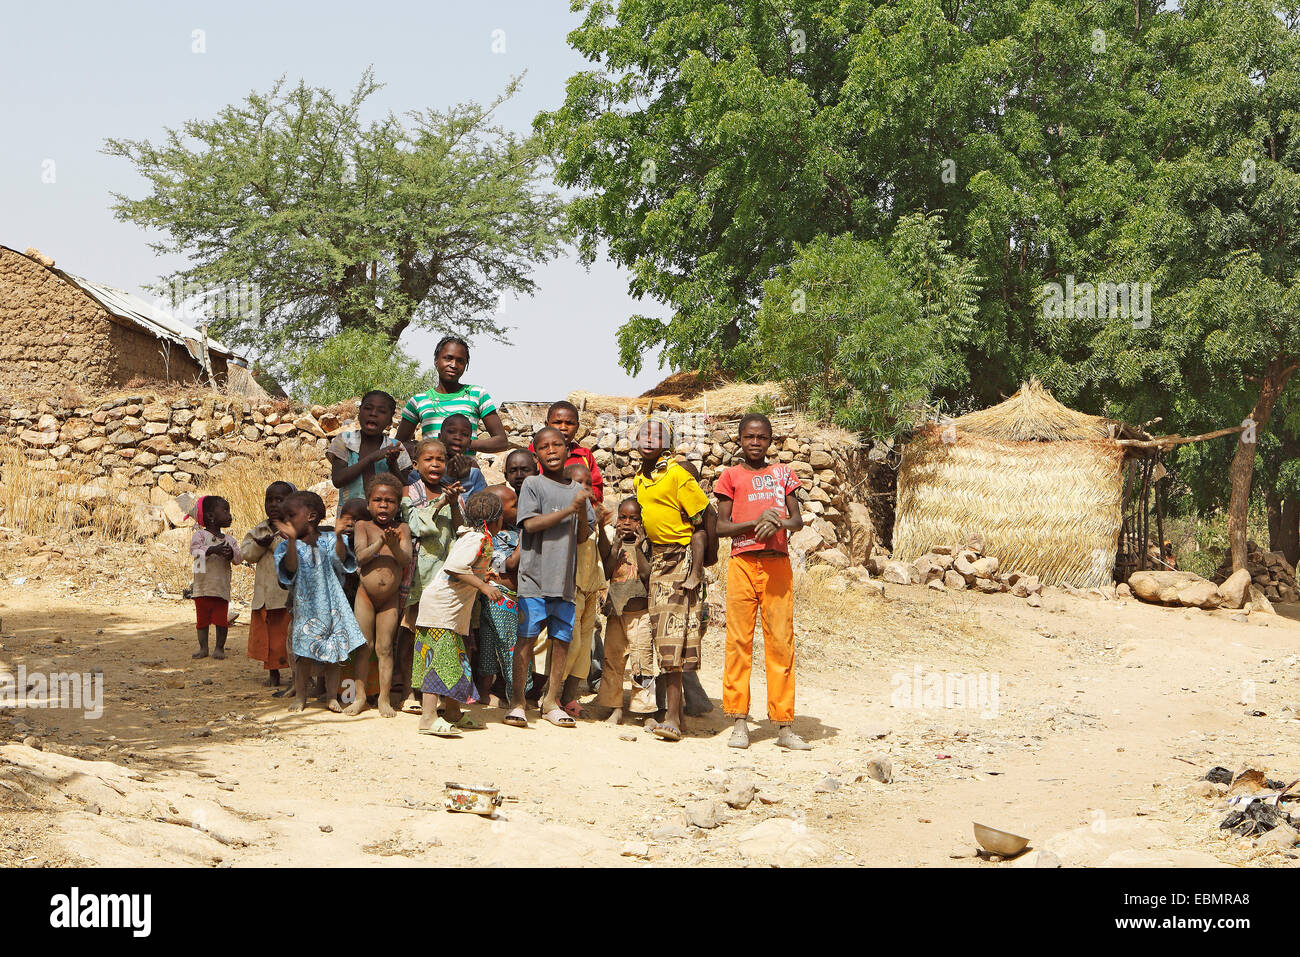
[{"x1": 186, "y1": 336, "x2": 812, "y2": 748}]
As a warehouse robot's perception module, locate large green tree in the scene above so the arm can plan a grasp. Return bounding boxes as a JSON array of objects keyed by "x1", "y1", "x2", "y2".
[{"x1": 106, "y1": 70, "x2": 565, "y2": 370}]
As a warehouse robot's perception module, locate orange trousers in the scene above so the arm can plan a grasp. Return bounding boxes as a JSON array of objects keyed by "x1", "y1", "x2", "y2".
[{"x1": 723, "y1": 552, "x2": 795, "y2": 723}]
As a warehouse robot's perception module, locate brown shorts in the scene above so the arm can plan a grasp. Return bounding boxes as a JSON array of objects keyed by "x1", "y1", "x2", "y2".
[{"x1": 647, "y1": 544, "x2": 703, "y2": 673}]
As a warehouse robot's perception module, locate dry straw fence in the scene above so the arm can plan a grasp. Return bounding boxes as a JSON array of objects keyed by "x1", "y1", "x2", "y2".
[{"x1": 892, "y1": 380, "x2": 1130, "y2": 589}]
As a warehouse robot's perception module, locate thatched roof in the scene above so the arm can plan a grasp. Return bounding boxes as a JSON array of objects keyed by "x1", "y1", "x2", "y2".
[
  {"x1": 567, "y1": 380, "x2": 781, "y2": 418},
  {"x1": 950, "y1": 378, "x2": 1118, "y2": 441}
]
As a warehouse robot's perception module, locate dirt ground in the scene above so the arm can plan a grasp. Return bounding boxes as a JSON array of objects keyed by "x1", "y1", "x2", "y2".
[{"x1": 2, "y1": 556, "x2": 1300, "y2": 868}]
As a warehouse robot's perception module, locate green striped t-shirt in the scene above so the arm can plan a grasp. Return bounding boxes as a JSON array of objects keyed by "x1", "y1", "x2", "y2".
[{"x1": 401, "y1": 384, "x2": 498, "y2": 439}]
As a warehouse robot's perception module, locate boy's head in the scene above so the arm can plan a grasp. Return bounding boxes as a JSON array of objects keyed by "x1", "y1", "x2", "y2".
[
  {"x1": 414, "y1": 438, "x2": 447, "y2": 483},
  {"x1": 264, "y1": 481, "x2": 296, "y2": 522},
  {"x1": 358, "y1": 391, "x2": 397, "y2": 436},
  {"x1": 336, "y1": 498, "x2": 370, "y2": 535},
  {"x1": 440, "y1": 413, "x2": 473, "y2": 456},
  {"x1": 464, "y1": 488, "x2": 504, "y2": 533},
  {"x1": 486, "y1": 484, "x2": 518, "y2": 528},
  {"x1": 505, "y1": 449, "x2": 536, "y2": 492},
  {"x1": 281, "y1": 491, "x2": 326, "y2": 537},
  {"x1": 198, "y1": 495, "x2": 231, "y2": 530},
  {"x1": 532, "y1": 426, "x2": 569, "y2": 475},
  {"x1": 634, "y1": 418, "x2": 672, "y2": 461},
  {"x1": 564, "y1": 462, "x2": 592, "y2": 493},
  {"x1": 738, "y1": 413, "x2": 773, "y2": 463},
  {"x1": 434, "y1": 336, "x2": 470, "y2": 384},
  {"x1": 546, "y1": 400, "x2": 580, "y2": 445},
  {"x1": 615, "y1": 496, "x2": 643, "y2": 540},
  {"x1": 365, "y1": 473, "x2": 404, "y2": 525}
]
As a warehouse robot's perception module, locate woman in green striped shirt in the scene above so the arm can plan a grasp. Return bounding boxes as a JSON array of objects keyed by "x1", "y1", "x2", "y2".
[{"x1": 395, "y1": 336, "x2": 511, "y2": 454}]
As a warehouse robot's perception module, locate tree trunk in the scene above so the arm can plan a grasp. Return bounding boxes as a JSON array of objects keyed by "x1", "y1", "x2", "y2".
[
  {"x1": 1266, "y1": 487, "x2": 1282, "y2": 550},
  {"x1": 1281, "y1": 497, "x2": 1300, "y2": 567},
  {"x1": 1228, "y1": 359, "x2": 1297, "y2": 571}
]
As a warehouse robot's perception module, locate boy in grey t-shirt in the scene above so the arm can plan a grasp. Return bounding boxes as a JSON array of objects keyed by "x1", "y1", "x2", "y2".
[{"x1": 507, "y1": 427, "x2": 595, "y2": 729}]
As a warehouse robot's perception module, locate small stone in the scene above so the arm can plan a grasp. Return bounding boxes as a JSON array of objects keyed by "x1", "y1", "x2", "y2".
[
  {"x1": 815, "y1": 775, "x2": 841, "y2": 793},
  {"x1": 320, "y1": 824, "x2": 333, "y2": 833},
  {"x1": 724, "y1": 778, "x2": 756, "y2": 810},
  {"x1": 686, "y1": 800, "x2": 724, "y2": 829},
  {"x1": 652, "y1": 823, "x2": 690, "y2": 841},
  {"x1": 864, "y1": 755, "x2": 893, "y2": 784},
  {"x1": 22, "y1": 736, "x2": 42, "y2": 750},
  {"x1": 619, "y1": 733, "x2": 637, "y2": 742},
  {"x1": 620, "y1": 840, "x2": 651, "y2": 858}
]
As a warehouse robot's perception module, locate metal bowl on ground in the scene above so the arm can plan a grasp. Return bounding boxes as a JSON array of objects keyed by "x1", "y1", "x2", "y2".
[
  {"x1": 973, "y1": 822, "x2": 1029, "y2": 856},
  {"x1": 443, "y1": 783, "x2": 504, "y2": 815}
]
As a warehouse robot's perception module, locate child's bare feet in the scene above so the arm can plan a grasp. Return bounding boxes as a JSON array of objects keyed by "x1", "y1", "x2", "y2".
[
  {"x1": 776, "y1": 725, "x2": 811, "y2": 750},
  {"x1": 192, "y1": 647, "x2": 209, "y2": 659},
  {"x1": 729, "y1": 718, "x2": 750, "y2": 749},
  {"x1": 212, "y1": 648, "x2": 226, "y2": 660},
  {"x1": 377, "y1": 698, "x2": 397, "y2": 718},
  {"x1": 343, "y1": 697, "x2": 367, "y2": 716},
  {"x1": 287, "y1": 700, "x2": 304, "y2": 713},
  {"x1": 328, "y1": 698, "x2": 344, "y2": 713},
  {"x1": 604, "y1": 706, "x2": 624, "y2": 726}
]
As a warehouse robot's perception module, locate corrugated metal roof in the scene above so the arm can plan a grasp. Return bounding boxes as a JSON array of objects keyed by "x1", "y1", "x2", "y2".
[
  {"x1": 60, "y1": 272, "x2": 239, "y2": 363},
  {"x1": 2, "y1": 244, "x2": 243, "y2": 364}
]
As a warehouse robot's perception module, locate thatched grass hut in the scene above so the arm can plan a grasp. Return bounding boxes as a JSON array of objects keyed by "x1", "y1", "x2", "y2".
[{"x1": 892, "y1": 380, "x2": 1138, "y2": 589}]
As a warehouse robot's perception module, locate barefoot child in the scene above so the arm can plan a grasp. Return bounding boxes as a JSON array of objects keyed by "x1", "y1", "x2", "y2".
[
  {"x1": 274, "y1": 491, "x2": 366, "y2": 713},
  {"x1": 595, "y1": 498, "x2": 656, "y2": 725},
  {"x1": 348, "y1": 474, "x2": 413, "y2": 716},
  {"x1": 714, "y1": 414, "x2": 810, "y2": 750},
  {"x1": 474, "y1": 484, "x2": 521, "y2": 705},
  {"x1": 558, "y1": 462, "x2": 606, "y2": 717},
  {"x1": 398, "y1": 439, "x2": 463, "y2": 711},
  {"x1": 413, "y1": 490, "x2": 504, "y2": 736},
  {"x1": 633, "y1": 419, "x2": 709, "y2": 742},
  {"x1": 505, "y1": 427, "x2": 595, "y2": 729},
  {"x1": 189, "y1": 495, "x2": 242, "y2": 660},
  {"x1": 241, "y1": 482, "x2": 295, "y2": 687},
  {"x1": 328, "y1": 390, "x2": 412, "y2": 517}
]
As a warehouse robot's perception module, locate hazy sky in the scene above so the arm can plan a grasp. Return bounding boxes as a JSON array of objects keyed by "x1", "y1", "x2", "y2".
[{"x1": 0, "y1": 1, "x2": 669, "y2": 401}]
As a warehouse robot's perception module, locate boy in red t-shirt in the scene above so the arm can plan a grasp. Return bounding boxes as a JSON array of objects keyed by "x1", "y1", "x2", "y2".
[{"x1": 714, "y1": 413, "x2": 811, "y2": 750}]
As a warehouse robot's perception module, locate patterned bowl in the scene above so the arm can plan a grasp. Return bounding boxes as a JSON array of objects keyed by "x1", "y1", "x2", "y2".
[{"x1": 444, "y1": 782, "x2": 504, "y2": 815}]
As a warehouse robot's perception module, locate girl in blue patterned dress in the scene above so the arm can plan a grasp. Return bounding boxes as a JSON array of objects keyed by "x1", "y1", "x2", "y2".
[{"x1": 273, "y1": 490, "x2": 367, "y2": 713}]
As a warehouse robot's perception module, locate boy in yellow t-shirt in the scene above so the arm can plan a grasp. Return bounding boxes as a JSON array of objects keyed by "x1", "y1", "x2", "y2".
[{"x1": 633, "y1": 419, "x2": 709, "y2": 742}]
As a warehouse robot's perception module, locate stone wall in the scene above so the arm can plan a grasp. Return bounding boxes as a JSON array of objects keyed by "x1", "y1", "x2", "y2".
[
  {"x1": 0, "y1": 390, "x2": 895, "y2": 564},
  {"x1": 0, "y1": 246, "x2": 215, "y2": 393}
]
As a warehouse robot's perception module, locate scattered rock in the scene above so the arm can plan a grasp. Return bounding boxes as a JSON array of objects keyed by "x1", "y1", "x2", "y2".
[
  {"x1": 736, "y1": 818, "x2": 829, "y2": 867},
  {"x1": 724, "y1": 776, "x2": 756, "y2": 810},
  {"x1": 22, "y1": 736, "x2": 42, "y2": 750},
  {"x1": 620, "y1": 840, "x2": 651, "y2": 858},
  {"x1": 815, "y1": 775, "x2": 841, "y2": 793},
  {"x1": 686, "y1": 800, "x2": 724, "y2": 829},
  {"x1": 863, "y1": 755, "x2": 893, "y2": 784}
]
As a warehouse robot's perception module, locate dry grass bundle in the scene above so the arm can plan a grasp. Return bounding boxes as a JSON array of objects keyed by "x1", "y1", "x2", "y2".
[
  {"x1": 204, "y1": 453, "x2": 326, "y2": 536},
  {"x1": 951, "y1": 378, "x2": 1114, "y2": 442},
  {"x1": 892, "y1": 425, "x2": 1125, "y2": 588},
  {"x1": 0, "y1": 446, "x2": 138, "y2": 541}
]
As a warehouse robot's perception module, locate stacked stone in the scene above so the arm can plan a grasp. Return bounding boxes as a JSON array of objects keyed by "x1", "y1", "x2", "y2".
[{"x1": 0, "y1": 391, "x2": 343, "y2": 496}]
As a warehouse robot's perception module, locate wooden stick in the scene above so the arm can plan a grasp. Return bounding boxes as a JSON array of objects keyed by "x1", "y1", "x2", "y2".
[{"x1": 1115, "y1": 425, "x2": 1247, "y2": 449}]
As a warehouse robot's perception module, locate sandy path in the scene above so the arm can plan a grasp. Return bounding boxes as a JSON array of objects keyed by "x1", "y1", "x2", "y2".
[{"x1": 2, "y1": 573, "x2": 1299, "y2": 867}]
